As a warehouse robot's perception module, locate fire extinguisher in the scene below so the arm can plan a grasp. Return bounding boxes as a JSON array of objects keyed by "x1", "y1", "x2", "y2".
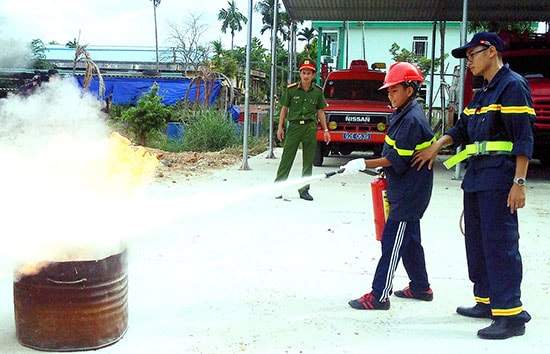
[{"x1": 370, "y1": 168, "x2": 388, "y2": 241}]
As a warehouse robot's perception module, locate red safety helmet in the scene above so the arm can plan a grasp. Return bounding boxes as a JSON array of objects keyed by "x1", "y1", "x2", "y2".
[{"x1": 379, "y1": 62, "x2": 424, "y2": 90}]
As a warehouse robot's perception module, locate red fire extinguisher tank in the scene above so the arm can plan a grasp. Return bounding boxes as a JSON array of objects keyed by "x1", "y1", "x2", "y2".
[{"x1": 370, "y1": 175, "x2": 389, "y2": 241}]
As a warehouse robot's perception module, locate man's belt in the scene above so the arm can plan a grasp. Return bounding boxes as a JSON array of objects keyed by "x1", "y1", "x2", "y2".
[
  {"x1": 289, "y1": 119, "x2": 315, "y2": 125},
  {"x1": 443, "y1": 141, "x2": 513, "y2": 169}
]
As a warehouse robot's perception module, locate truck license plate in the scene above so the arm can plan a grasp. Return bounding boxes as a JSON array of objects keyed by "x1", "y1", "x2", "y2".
[{"x1": 344, "y1": 132, "x2": 371, "y2": 140}]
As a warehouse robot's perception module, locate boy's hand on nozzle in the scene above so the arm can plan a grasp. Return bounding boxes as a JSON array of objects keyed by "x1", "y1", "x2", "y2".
[{"x1": 341, "y1": 158, "x2": 367, "y2": 175}]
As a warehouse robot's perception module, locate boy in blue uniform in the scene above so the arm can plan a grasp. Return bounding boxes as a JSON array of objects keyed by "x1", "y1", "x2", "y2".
[
  {"x1": 412, "y1": 32, "x2": 534, "y2": 339},
  {"x1": 342, "y1": 62, "x2": 436, "y2": 310}
]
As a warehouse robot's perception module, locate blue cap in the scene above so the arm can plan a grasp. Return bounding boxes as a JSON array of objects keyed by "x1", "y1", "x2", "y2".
[{"x1": 451, "y1": 32, "x2": 504, "y2": 59}]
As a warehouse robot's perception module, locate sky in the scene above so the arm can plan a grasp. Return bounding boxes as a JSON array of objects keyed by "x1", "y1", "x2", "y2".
[{"x1": 0, "y1": 0, "x2": 272, "y2": 50}]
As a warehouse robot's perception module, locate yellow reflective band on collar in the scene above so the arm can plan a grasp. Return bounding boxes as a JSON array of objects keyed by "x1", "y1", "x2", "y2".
[
  {"x1": 463, "y1": 104, "x2": 535, "y2": 116},
  {"x1": 385, "y1": 135, "x2": 436, "y2": 157},
  {"x1": 443, "y1": 141, "x2": 513, "y2": 169},
  {"x1": 492, "y1": 306, "x2": 523, "y2": 317}
]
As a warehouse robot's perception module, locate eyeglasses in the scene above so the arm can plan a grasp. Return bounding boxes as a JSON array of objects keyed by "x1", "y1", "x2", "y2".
[{"x1": 466, "y1": 47, "x2": 489, "y2": 62}]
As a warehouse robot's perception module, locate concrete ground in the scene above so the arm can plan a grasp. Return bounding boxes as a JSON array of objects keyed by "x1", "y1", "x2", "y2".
[{"x1": 1, "y1": 148, "x2": 549, "y2": 354}]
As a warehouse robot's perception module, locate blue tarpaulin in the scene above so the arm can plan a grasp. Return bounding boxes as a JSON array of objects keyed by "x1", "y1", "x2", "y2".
[{"x1": 76, "y1": 76, "x2": 221, "y2": 106}]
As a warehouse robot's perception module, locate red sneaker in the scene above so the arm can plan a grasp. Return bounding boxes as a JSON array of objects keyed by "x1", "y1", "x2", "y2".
[
  {"x1": 348, "y1": 293, "x2": 390, "y2": 310},
  {"x1": 394, "y1": 286, "x2": 433, "y2": 301}
]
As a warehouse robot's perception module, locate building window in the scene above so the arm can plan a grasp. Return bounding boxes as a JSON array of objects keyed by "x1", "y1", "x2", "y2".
[{"x1": 412, "y1": 36, "x2": 428, "y2": 57}]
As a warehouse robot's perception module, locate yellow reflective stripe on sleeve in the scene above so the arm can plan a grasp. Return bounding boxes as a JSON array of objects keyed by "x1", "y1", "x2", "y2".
[
  {"x1": 463, "y1": 104, "x2": 535, "y2": 116},
  {"x1": 416, "y1": 136, "x2": 436, "y2": 150},
  {"x1": 492, "y1": 306, "x2": 523, "y2": 317},
  {"x1": 501, "y1": 106, "x2": 536, "y2": 115},
  {"x1": 474, "y1": 296, "x2": 491, "y2": 305},
  {"x1": 385, "y1": 135, "x2": 436, "y2": 157}
]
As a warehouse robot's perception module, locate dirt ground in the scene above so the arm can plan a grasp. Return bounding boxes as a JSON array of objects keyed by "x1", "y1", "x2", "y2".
[{"x1": 146, "y1": 149, "x2": 243, "y2": 180}]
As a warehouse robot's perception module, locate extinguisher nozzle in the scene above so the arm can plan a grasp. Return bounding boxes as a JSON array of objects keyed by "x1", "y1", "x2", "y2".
[{"x1": 325, "y1": 168, "x2": 345, "y2": 178}]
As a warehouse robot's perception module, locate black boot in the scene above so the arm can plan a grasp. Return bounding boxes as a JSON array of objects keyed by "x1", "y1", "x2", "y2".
[
  {"x1": 299, "y1": 189, "x2": 313, "y2": 201},
  {"x1": 477, "y1": 313, "x2": 531, "y2": 339},
  {"x1": 456, "y1": 303, "x2": 492, "y2": 318}
]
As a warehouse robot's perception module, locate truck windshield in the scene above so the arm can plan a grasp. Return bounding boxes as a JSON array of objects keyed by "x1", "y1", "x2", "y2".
[
  {"x1": 505, "y1": 55, "x2": 550, "y2": 79},
  {"x1": 324, "y1": 79, "x2": 388, "y2": 102}
]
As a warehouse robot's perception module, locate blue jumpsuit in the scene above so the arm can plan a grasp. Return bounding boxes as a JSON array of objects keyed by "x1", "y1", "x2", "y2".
[
  {"x1": 446, "y1": 64, "x2": 535, "y2": 320},
  {"x1": 371, "y1": 99, "x2": 435, "y2": 301}
]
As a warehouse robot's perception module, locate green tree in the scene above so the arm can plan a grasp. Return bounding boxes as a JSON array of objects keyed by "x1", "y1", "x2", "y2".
[
  {"x1": 254, "y1": 0, "x2": 290, "y2": 41},
  {"x1": 217, "y1": 0, "x2": 248, "y2": 51},
  {"x1": 388, "y1": 42, "x2": 445, "y2": 79},
  {"x1": 467, "y1": 21, "x2": 535, "y2": 34},
  {"x1": 297, "y1": 27, "x2": 316, "y2": 51},
  {"x1": 31, "y1": 39, "x2": 52, "y2": 69},
  {"x1": 65, "y1": 38, "x2": 78, "y2": 48},
  {"x1": 210, "y1": 40, "x2": 238, "y2": 80},
  {"x1": 121, "y1": 83, "x2": 170, "y2": 146}
]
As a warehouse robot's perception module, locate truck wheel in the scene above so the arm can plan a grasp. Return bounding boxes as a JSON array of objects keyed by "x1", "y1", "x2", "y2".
[
  {"x1": 538, "y1": 152, "x2": 550, "y2": 167},
  {"x1": 373, "y1": 145, "x2": 383, "y2": 157},
  {"x1": 314, "y1": 142, "x2": 325, "y2": 166},
  {"x1": 339, "y1": 146, "x2": 353, "y2": 155}
]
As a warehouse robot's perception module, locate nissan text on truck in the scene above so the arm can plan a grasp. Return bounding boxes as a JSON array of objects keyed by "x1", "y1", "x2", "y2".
[{"x1": 314, "y1": 60, "x2": 394, "y2": 166}]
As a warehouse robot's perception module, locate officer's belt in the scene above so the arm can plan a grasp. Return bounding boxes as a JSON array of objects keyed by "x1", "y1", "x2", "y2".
[
  {"x1": 289, "y1": 119, "x2": 315, "y2": 125},
  {"x1": 443, "y1": 141, "x2": 513, "y2": 169}
]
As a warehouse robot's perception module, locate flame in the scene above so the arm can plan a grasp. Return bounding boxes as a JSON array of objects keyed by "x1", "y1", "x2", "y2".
[{"x1": 103, "y1": 132, "x2": 159, "y2": 195}]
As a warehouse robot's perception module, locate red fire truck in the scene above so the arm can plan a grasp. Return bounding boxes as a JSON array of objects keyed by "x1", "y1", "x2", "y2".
[
  {"x1": 314, "y1": 60, "x2": 393, "y2": 166},
  {"x1": 450, "y1": 30, "x2": 550, "y2": 166}
]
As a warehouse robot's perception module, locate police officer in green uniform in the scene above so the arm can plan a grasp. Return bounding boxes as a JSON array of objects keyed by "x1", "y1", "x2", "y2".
[{"x1": 275, "y1": 59, "x2": 330, "y2": 201}]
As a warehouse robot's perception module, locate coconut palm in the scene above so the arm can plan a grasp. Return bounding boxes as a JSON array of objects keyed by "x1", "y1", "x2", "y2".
[
  {"x1": 217, "y1": 0, "x2": 248, "y2": 51},
  {"x1": 297, "y1": 27, "x2": 316, "y2": 50},
  {"x1": 254, "y1": 0, "x2": 290, "y2": 41}
]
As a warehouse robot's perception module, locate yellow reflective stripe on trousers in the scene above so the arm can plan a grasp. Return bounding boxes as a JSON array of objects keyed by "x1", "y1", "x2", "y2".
[
  {"x1": 385, "y1": 135, "x2": 436, "y2": 157},
  {"x1": 474, "y1": 296, "x2": 491, "y2": 305},
  {"x1": 443, "y1": 141, "x2": 513, "y2": 169},
  {"x1": 492, "y1": 306, "x2": 523, "y2": 317}
]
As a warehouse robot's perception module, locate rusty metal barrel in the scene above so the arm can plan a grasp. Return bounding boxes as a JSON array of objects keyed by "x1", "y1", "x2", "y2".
[{"x1": 13, "y1": 249, "x2": 128, "y2": 351}]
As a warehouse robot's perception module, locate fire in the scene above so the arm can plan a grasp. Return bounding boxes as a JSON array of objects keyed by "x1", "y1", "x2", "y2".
[{"x1": 103, "y1": 132, "x2": 159, "y2": 195}]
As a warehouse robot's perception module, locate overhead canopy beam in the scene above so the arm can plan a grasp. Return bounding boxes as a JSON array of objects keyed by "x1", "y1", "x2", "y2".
[{"x1": 281, "y1": 0, "x2": 549, "y2": 22}]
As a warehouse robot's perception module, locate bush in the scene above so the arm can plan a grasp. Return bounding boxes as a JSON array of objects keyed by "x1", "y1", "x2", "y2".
[
  {"x1": 120, "y1": 83, "x2": 170, "y2": 145},
  {"x1": 183, "y1": 108, "x2": 239, "y2": 152}
]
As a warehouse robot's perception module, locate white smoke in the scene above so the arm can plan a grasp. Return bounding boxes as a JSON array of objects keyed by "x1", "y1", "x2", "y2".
[
  {"x1": 0, "y1": 39, "x2": 32, "y2": 69},
  {"x1": 0, "y1": 78, "x2": 135, "y2": 275}
]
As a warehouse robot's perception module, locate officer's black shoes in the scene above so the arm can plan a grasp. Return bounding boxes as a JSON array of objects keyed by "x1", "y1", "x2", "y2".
[
  {"x1": 456, "y1": 303, "x2": 492, "y2": 318},
  {"x1": 477, "y1": 314, "x2": 531, "y2": 339},
  {"x1": 348, "y1": 293, "x2": 390, "y2": 310},
  {"x1": 299, "y1": 189, "x2": 313, "y2": 201},
  {"x1": 394, "y1": 286, "x2": 434, "y2": 301}
]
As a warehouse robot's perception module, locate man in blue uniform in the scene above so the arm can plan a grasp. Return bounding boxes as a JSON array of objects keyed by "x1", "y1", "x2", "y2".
[
  {"x1": 274, "y1": 59, "x2": 330, "y2": 201},
  {"x1": 412, "y1": 32, "x2": 534, "y2": 339},
  {"x1": 341, "y1": 62, "x2": 436, "y2": 310}
]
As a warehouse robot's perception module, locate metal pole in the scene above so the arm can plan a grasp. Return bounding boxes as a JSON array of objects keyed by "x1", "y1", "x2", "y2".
[
  {"x1": 266, "y1": 0, "x2": 279, "y2": 159},
  {"x1": 428, "y1": 21, "x2": 437, "y2": 125},
  {"x1": 440, "y1": 21, "x2": 446, "y2": 136},
  {"x1": 240, "y1": 0, "x2": 253, "y2": 170},
  {"x1": 288, "y1": 22, "x2": 295, "y2": 85},
  {"x1": 454, "y1": 0, "x2": 469, "y2": 180},
  {"x1": 153, "y1": 0, "x2": 160, "y2": 73}
]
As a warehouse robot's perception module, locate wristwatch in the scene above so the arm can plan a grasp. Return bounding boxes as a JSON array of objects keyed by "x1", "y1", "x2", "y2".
[{"x1": 513, "y1": 177, "x2": 526, "y2": 186}]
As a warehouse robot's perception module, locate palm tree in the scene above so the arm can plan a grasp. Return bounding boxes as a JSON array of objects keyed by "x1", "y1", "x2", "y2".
[
  {"x1": 254, "y1": 0, "x2": 290, "y2": 41},
  {"x1": 217, "y1": 0, "x2": 248, "y2": 51},
  {"x1": 297, "y1": 27, "x2": 316, "y2": 50}
]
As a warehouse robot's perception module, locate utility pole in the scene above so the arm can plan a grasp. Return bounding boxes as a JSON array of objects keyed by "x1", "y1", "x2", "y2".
[{"x1": 152, "y1": 0, "x2": 161, "y2": 73}]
